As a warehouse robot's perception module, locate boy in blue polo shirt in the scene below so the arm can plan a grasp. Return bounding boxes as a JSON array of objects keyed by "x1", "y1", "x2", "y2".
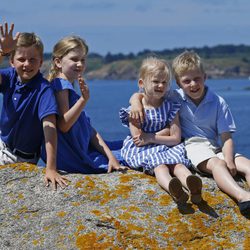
[
  {"x1": 0, "y1": 22, "x2": 68, "y2": 190},
  {"x1": 129, "y1": 51, "x2": 250, "y2": 216}
]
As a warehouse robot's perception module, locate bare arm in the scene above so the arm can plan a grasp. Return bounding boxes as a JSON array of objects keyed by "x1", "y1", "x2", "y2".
[
  {"x1": 129, "y1": 92, "x2": 145, "y2": 124},
  {"x1": 221, "y1": 132, "x2": 237, "y2": 176},
  {"x1": 90, "y1": 129, "x2": 128, "y2": 172},
  {"x1": 133, "y1": 113, "x2": 181, "y2": 147},
  {"x1": 43, "y1": 115, "x2": 68, "y2": 190},
  {"x1": 56, "y1": 78, "x2": 89, "y2": 132}
]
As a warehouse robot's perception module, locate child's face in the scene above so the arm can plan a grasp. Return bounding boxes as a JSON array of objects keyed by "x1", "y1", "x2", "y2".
[
  {"x1": 10, "y1": 45, "x2": 43, "y2": 83},
  {"x1": 139, "y1": 71, "x2": 169, "y2": 100},
  {"x1": 177, "y1": 68, "x2": 206, "y2": 105},
  {"x1": 56, "y1": 48, "x2": 86, "y2": 83}
]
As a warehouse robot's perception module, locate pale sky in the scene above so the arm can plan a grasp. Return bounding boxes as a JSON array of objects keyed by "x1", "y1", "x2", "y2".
[{"x1": 1, "y1": 0, "x2": 249, "y2": 55}]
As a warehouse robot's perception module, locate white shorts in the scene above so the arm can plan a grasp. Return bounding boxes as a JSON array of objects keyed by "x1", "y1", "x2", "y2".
[
  {"x1": 185, "y1": 137, "x2": 241, "y2": 171},
  {"x1": 0, "y1": 139, "x2": 38, "y2": 165}
]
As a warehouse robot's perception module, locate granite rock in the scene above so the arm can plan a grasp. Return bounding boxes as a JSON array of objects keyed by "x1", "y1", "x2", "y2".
[{"x1": 0, "y1": 163, "x2": 250, "y2": 249}]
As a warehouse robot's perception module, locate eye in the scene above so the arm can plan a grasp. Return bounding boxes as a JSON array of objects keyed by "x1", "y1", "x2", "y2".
[{"x1": 183, "y1": 79, "x2": 190, "y2": 84}]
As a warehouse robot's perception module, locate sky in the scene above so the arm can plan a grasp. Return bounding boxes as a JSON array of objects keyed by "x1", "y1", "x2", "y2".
[{"x1": 1, "y1": 0, "x2": 250, "y2": 55}]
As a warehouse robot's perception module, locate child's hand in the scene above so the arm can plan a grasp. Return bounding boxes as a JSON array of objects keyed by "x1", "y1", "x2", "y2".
[
  {"x1": 133, "y1": 132, "x2": 152, "y2": 147},
  {"x1": 129, "y1": 105, "x2": 145, "y2": 126},
  {"x1": 44, "y1": 168, "x2": 69, "y2": 191},
  {"x1": 107, "y1": 158, "x2": 129, "y2": 173},
  {"x1": 78, "y1": 75, "x2": 90, "y2": 102},
  {"x1": 0, "y1": 22, "x2": 20, "y2": 54},
  {"x1": 227, "y1": 162, "x2": 237, "y2": 177}
]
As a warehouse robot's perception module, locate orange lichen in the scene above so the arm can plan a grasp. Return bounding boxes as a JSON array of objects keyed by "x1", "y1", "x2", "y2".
[{"x1": 57, "y1": 211, "x2": 67, "y2": 217}]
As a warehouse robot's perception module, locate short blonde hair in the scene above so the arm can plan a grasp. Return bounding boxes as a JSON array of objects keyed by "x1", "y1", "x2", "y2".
[
  {"x1": 172, "y1": 50, "x2": 205, "y2": 81},
  {"x1": 11, "y1": 32, "x2": 44, "y2": 59},
  {"x1": 48, "y1": 35, "x2": 88, "y2": 82},
  {"x1": 139, "y1": 57, "x2": 171, "y2": 83}
]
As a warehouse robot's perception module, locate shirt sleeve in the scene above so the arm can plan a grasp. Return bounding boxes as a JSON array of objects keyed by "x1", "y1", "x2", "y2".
[
  {"x1": 166, "y1": 101, "x2": 181, "y2": 124},
  {"x1": 217, "y1": 98, "x2": 236, "y2": 134},
  {"x1": 38, "y1": 86, "x2": 58, "y2": 121},
  {"x1": 119, "y1": 107, "x2": 130, "y2": 127}
]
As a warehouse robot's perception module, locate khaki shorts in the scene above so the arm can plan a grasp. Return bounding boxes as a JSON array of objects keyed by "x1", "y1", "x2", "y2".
[
  {"x1": 0, "y1": 139, "x2": 38, "y2": 165},
  {"x1": 185, "y1": 137, "x2": 240, "y2": 172}
]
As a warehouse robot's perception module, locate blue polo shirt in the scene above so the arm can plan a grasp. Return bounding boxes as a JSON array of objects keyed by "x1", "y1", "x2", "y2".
[
  {"x1": 169, "y1": 87, "x2": 236, "y2": 146},
  {"x1": 0, "y1": 67, "x2": 58, "y2": 154}
]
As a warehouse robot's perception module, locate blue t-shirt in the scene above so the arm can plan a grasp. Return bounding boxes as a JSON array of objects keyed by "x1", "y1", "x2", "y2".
[
  {"x1": 169, "y1": 87, "x2": 236, "y2": 147},
  {"x1": 0, "y1": 67, "x2": 58, "y2": 154}
]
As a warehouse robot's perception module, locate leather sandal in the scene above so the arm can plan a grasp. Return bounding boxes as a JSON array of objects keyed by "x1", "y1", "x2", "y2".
[
  {"x1": 169, "y1": 177, "x2": 189, "y2": 204},
  {"x1": 186, "y1": 175, "x2": 203, "y2": 204}
]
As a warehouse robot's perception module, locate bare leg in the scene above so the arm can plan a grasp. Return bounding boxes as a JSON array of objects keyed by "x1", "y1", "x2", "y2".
[
  {"x1": 235, "y1": 155, "x2": 250, "y2": 186},
  {"x1": 154, "y1": 164, "x2": 188, "y2": 203},
  {"x1": 199, "y1": 157, "x2": 250, "y2": 202},
  {"x1": 172, "y1": 163, "x2": 202, "y2": 204},
  {"x1": 154, "y1": 164, "x2": 173, "y2": 192},
  {"x1": 171, "y1": 163, "x2": 193, "y2": 189}
]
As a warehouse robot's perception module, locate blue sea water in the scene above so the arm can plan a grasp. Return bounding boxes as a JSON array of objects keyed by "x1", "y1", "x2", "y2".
[
  {"x1": 84, "y1": 78, "x2": 250, "y2": 158},
  {"x1": 0, "y1": 78, "x2": 250, "y2": 159}
]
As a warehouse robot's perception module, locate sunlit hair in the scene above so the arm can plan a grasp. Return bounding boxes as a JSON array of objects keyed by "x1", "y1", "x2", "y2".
[
  {"x1": 172, "y1": 50, "x2": 205, "y2": 82},
  {"x1": 139, "y1": 57, "x2": 171, "y2": 87},
  {"x1": 48, "y1": 35, "x2": 88, "y2": 82},
  {"x1": 11, "y1": 32, "x2": 44, "y2": 59}
]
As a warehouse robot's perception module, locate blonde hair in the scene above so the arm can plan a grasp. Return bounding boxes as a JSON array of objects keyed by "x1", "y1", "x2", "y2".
[
  {"x1": 48, "y1": 36, "x2": 88, "y2": 82},
  {"x1": 172, "y1": 50, "x2": 205, "y2": 82},
  {"x1": 139, "y1": 57, "x2": 171, "y2": 83},
  {"x1": 11, "y1": 32, "x2": 44, "y2": 59}
]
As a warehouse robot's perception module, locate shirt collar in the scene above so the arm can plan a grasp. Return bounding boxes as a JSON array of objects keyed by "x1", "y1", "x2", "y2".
[{"x1": 16, "y1": 71, "x2": 42, "y2": 89}]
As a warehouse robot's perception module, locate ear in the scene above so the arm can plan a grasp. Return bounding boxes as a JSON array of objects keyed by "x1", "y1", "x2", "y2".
[
  {"x1": 204, "y1": 73, "x2": 207, "y2": 81},
  {"x1": 138, "y1": 79, "x2": 144, "y2": 88},
  {"x1": 9, "y1": 58, "x2": 14, "y2": 67},
  {"x1": 54, "y1": 57, "x2": 62, "y2": 69}
]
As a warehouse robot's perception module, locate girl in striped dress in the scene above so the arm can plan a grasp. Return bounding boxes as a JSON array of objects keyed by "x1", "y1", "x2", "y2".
[{"x1": 120, "y1": 57, "x2": 203, "y2": 204}]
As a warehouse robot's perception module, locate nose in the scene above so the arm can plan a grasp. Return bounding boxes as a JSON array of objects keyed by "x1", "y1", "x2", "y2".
[
  {"x1": 23, "y1": 60, "x2": 30, "y2": 67},
  {"x1": 190, "y1": 80, "x2": 197, "y2": 87}
]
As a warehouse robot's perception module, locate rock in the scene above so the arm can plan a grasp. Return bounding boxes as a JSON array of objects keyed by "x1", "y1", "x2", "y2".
[{"x1": 0, "y1": 163, "x2": 250, "y2": 249}]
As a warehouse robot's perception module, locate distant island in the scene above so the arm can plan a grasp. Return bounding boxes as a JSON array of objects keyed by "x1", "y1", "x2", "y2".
[{"x1": 2, "y1": 44, "x2": 250, "y2": 80}]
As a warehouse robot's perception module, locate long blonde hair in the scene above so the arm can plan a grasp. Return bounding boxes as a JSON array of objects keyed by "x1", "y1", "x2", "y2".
[{"x1": 48, "y1": 36, "x2": 88, "y2": 82}]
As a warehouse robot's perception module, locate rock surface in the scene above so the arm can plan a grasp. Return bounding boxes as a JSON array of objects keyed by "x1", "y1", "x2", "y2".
[{"x1": 1, "y1": 163, "x2": 250, "y2": 249}]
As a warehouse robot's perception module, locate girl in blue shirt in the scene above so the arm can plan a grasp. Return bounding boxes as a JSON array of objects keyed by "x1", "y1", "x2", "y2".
[{"x1": 42, "y1": 36, "x2": 127, "y2": 174}]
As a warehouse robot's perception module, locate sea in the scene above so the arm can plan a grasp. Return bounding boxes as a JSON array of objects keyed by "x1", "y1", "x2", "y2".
[{"x1": 0, "y1": 78, "x2": 250, "y2": 159}]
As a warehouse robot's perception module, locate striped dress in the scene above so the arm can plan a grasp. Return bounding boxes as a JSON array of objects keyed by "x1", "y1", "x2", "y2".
[{"x1": 119, "y1": 100, "x2": 190, "y2": 175}]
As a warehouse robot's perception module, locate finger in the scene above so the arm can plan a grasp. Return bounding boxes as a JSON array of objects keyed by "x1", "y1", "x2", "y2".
[
  {"x1": 44, "y1": 177, "x2": 49, "y2": 187},
  {"x1": 4, "y1": 22, "x2": 8, "y2": 36},
  {"x1": 107, "y1": 165, "x2": 112, "y2": 173},
  {"x1": 14, "y1": 32, "x2": 20, "y2": 41},
  {"x1": 139, "y1": 111, "x2": 144, "y2": 124},
  {"x1": 0, "y1": 24, "x2": 4, "y2": 37},
  {"x1": 52, "y1": 180, "x2": 57, "y2": 191},
  {"x1": 9, "y1": 23, "x2": 14, "y2": 35},
  {"x1": 61, "y1": 178, "x2": 69, "y2": 187}
]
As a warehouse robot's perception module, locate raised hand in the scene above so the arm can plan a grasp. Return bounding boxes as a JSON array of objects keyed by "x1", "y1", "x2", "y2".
[
  {"x1": 0, "y1": 22, "x2": 20, "y2": 54},
  {"x1": 78, "y1": 75, "x2": 90, "y2": 102}
]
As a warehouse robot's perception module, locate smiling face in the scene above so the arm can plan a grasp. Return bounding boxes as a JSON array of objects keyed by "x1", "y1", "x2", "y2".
[
  {"x1": 139, "y1": 70, "x2": 169, "y2": 101},
  {"x1": 10, "y1": 45, "x2": 43, "y2": 83},
  {"x1": 55, "y1": 48, "x2": 86, "y2": 83},
  {"x1": 177, "y1": 68, "x2": 206, "y2": 105}
]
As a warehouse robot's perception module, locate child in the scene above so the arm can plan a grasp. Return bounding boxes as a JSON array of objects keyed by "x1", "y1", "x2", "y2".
[
  {"x1": 130, "y1": 51, "x2": 250, "y2": 216},
  {"x1": 41, "y1": 35, "x2": 127, "y2": 174},
  {"x1": 120, "y1": 57, "x2": 202, "y2": 204},
  {"x1": 0, "y1": 22, "x2": 68, "y2": 190}
]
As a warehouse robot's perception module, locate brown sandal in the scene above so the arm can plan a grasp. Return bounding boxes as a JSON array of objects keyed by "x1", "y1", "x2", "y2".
[
  {"x1": 169, "y1": 177, "x2": 188, "y2": 204},
  {"x1": 186, "y1": 175, "x2": 203, "y2": 204}
]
